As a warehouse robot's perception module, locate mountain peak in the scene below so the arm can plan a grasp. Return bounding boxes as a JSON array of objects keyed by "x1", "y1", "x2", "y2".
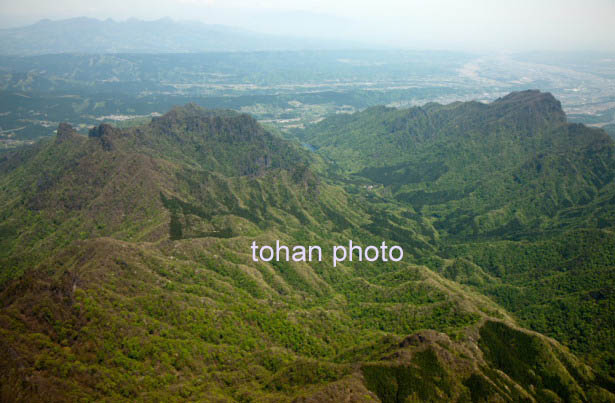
[
  {"x1": 490, "y1": 90, "x2": 566, "y2": 128},
  {"x1": 494, "y1": 89, "x2": 559, "y2": 106},
  {"x1": 55, "y1": 122, "x2": 78, "y2": 143},
  {"x1": 493, "y1": 89, "x2": 564, "y2": 114},
  {"x1": 2, "y1": 93, "x2": 615, "y2": 402},
  {"x1": 88, "y1": 123, "x2": 119, "y2": 151},
  {"x1": 150, "y1": 104, "x2": 249, "y2": 134},
  {"x1": 157, "y1": 103, "x2": 239, "y2": 121}
]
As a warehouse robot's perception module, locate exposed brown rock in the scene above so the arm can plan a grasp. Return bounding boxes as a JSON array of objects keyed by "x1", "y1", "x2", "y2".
[{"x1": 55, "y1": 122, "x2": 78, "y2": 144}]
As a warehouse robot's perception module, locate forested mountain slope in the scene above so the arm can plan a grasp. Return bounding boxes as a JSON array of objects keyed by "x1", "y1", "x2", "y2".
[
  {"x1": 0, "y1": 99, "x2": 614, "y2": 401},
  {"x1": 300, "y1": 89, "x2": 615, "y2": 379}
]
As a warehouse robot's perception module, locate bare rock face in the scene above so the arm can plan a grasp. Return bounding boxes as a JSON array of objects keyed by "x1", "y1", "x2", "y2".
[
  {"x1": 88, "y1": 123, "x2": 117, "y2": 151},
  {"x1": 293, "y1": 373, "x2": 379, "y2": 403},
  {"x1": 398, "y1": 330, "x2": 445, "y2": 348},
  {"x1": 55, "y1": 122, "x2": 78, "y2": 144}
]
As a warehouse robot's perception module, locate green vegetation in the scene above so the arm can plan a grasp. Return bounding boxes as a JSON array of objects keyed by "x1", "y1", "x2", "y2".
[
  {"x1": 1, "y1": 94, "x2": 615, "y2": 401},
  {"x1": 300, "y1": 90, "x2": 615, "y2": 382}
]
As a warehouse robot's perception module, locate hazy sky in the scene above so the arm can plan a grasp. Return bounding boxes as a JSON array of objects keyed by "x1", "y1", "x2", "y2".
[{"x1": 1, "y1": 0, "x2": 614, "y2": 51}]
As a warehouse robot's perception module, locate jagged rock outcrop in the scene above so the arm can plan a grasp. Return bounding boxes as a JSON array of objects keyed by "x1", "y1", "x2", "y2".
[
  {"x1": 88, "y1": 123, "x2": 117, "y2": 151},
  {"x1": 55, "y1": 122, "x2": 79, "y2": 144}
]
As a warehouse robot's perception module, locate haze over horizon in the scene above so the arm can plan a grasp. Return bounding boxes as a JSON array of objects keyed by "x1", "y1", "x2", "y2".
[{"x1": 1, "y1": 0, "x2": 614, "y2": 52}]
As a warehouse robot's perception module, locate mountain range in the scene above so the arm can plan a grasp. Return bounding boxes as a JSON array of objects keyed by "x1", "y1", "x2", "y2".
[
  {"x1": 0, "y1": 17, "x2": 359, "y2": 55},
  {"x1": 1, "y1": 91, "x2": 615, "y2": 401}
]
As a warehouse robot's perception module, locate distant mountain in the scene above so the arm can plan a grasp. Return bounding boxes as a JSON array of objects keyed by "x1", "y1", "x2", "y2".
[{"x1": 0, "y1": 17, "x2": 358, "y2": 55}]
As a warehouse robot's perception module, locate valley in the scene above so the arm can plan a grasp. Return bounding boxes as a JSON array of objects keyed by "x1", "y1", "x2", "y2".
[
  {"x1": 1, "y1": 91, "x2": 615, "y2": 401},
  {"x1": 1, "y1": 5, "x2": 614, "y2": 401},
  {"x1": 1, "y1": 50, "x2": 615, "y2": 150}
]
